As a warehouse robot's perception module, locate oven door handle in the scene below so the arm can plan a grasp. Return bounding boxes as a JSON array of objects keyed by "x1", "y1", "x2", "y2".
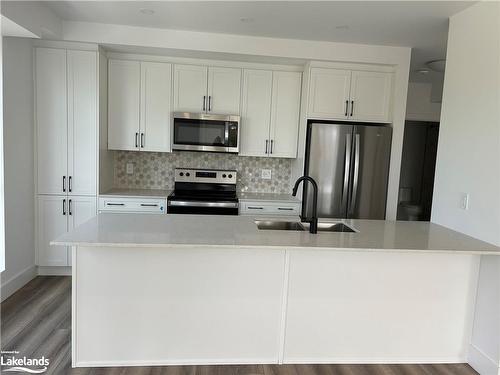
[{"x1": 168, "y1": 201, "x2": 239, "y2": 208}]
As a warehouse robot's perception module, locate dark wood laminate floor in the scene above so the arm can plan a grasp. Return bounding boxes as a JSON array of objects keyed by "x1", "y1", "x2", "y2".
[{"x1": 1, "y1": 276, "x2": 478, "y2": 375}]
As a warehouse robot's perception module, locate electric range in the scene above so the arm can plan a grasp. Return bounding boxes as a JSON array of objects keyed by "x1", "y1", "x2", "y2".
[{"x1": 167, "y1": 168, "x2": 239, "y2": 215}]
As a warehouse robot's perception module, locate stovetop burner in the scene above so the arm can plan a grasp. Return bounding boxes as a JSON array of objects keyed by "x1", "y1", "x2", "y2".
[{"x1": 167, "y1": 168, "x2": 239, "y2": 215}]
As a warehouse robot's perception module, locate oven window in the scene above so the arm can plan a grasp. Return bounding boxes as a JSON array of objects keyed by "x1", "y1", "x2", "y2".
[{"x1": 174, "y1": 119, "x2": 226, "y2": 146}]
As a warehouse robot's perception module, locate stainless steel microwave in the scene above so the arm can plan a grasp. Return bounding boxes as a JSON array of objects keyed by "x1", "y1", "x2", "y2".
[{"x1": 172, "y1": 112, "x2": 240, "y2": 153}]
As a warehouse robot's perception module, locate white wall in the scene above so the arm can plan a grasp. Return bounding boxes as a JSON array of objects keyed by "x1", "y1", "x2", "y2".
[
  {"x1": 0, "y1": 13, "x2": 4, "y2": 273},
  {"x1": 406, "y1": 82, "x2": 441, "y2": 122},
  {"x1": 430, "y1": 2, "x2": 500, "y2": 374},
  {"x1": 1, "y1": 37, "x2": 36, "y2": 301}
]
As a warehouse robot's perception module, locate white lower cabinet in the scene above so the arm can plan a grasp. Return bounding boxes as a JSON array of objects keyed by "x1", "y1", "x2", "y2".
[
  {"x1": 240, "y1": 200, "x2": 301, "y2": 216},
  {"x1": 98, "y1": 196, "x2": 166, "y2": 213},
  {"x1": 37, "y1": 195, "x2": 96, "y2": 266}
]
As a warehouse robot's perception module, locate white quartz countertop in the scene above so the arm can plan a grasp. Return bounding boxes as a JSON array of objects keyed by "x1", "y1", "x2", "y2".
[
  {"x1": 53, "y1": 213, "x2": 500, "y2": 255},
  {"x1": 238, "y1": 192, "x2": 300, "y2": 202},
  {"x1": 100, "y1": 188, "x2": 171, "y2": 199}
]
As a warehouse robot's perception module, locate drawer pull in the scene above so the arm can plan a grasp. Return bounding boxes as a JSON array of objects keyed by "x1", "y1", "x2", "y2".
[
  {"x1": 106, "y1": 203, "x2": 125, "y2": 206},
  {"x1": 278, "y1": 207, "x2": 294, "y2": 211},
  {"x1": 140, "y1": 204, "x2": 159, "y2": 207},
  {"x1": 248, "y1": 206, "x2": 264, "y2": 210}
]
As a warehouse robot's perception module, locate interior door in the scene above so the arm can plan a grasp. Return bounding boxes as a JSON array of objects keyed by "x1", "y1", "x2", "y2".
[
  {"x1": 108, "y1": 59, "x2": 141, "y2": 151},
  {"x1": 67, "y1": 50, "x2": 97, "y2": 196},
  {"x1": 37, "y1": 195, "x2": 68, "y2": 266},
  {"x1": 269, "y1": 71, "x2": 302, "y2": 158},
  {"x1": 303, "y1": 123, "x2": 353, "y2": 220},
  {"x1": 36, "y1": 47, "x2": 68, "y2": 195},
  {"x1": 348, "y1": 125, "x2": 392, "y2": 219},
  {"x1": 349, "y1": 71, "x2": 393, "y2": 123},
  {"x1": 67, "y1": 196, "x2": 97, "y2": 265},
  {"x1": 239, "y1": 69, "x2": 273, "y2": 157},
  {"x1": 173, "y1": 64, "x2": 208, "y2": 112},
  {"x1": 207, "y1": 67, "x2": 241, "y2": 115},
  {"x1": 307, "y1": 68, "x2": 351, "y2": 120},
  {"x1": 140, "y1": 62, "x2": 172, "y2": 152}
]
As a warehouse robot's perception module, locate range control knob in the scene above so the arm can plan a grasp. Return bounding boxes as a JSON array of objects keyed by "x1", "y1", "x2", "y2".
[
  {"x1": 222, "y1": 174, "x2": 227, "y2": 178},
  {"x1": 186, "y1": 172, "x2": 190, "y2": 177},
  {"x1": 228, "y1": 174, "x2": 233, "y2": 178},
  {"x1": 179, "y1": 172, "x2": 184, "y2": 176}
]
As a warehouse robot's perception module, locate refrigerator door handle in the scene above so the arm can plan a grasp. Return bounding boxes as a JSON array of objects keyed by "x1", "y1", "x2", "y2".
[
  {"x1": 342, "y1": 133, "x2": 352, "y2": 211},
  {"x1": 350, "y1": 134, "x2": 361, "y2": 215}
]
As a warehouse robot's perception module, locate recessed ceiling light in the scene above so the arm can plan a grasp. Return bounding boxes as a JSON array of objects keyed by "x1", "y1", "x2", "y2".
[
  {"x1": 416, "y1": 69, "x2": 430, "y2": 74},
  {"x1": 426, "y1": 59, "x2": 446, "y2": 73},
  {"x1": 140, "y1": 8, "x2": 155, "y2": 15},
  {"x1": 239, "y1": 17, "x2": 255, "y2": 23}
]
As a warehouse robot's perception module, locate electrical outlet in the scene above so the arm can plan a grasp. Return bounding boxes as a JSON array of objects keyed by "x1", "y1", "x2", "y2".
[
  {"x1": 261, "y1": 169, "x2": 272, "y2": 180},
  {"x1": 460, "y1": 193, "x2": 469, "y2": 210},
  {"x1": 126, "y1": 163, "x2": 134, "y2": 175}
]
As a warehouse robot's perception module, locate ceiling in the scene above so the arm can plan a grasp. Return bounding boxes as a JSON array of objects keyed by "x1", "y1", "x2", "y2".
[{"x1": 45, "y1": 1, "x2": 475, "y2": 83}]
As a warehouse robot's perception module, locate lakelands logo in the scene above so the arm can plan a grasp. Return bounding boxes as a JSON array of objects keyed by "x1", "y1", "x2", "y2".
[{"x1": 1, "y1": 351, "x2": 49, "y2": 373}]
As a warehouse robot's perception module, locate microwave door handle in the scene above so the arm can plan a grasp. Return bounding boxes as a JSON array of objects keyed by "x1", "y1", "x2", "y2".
[{"x1": 225, "y1": 123, "x2": 229, "y2": 146}]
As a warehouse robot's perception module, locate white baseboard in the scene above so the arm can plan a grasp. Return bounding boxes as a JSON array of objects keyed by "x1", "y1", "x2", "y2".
[
  {"x1": 284, "y1": 357, "x2": 466, "y2": 365},
  {"x1": 468, "y1": 344, "x2": 500, "y2": 375},
  {"x1": 1, "y1": 265, "x2": 37, "y2": 302},
  {"x1": 37, "y1": 266, "x2": 72, "y2": 276}
]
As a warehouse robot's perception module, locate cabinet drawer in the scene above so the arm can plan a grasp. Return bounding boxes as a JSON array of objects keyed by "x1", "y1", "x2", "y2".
[
  {"x1": 240, "y1": 201, "x2": 301, "y2": 216},
  {"x1": 98, "y1": 197, "x2": 166, "y2": 214}
]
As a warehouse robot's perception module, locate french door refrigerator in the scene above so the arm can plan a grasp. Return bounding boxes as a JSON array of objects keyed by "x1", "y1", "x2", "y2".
[{"x1": 302, "y1": 122, "x2": 392, "y2": 220}]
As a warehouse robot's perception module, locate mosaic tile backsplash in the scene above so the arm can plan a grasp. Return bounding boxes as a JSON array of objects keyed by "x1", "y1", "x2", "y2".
[{"x1": 114, "y1": 151, "x2": 293, "y2": 194}]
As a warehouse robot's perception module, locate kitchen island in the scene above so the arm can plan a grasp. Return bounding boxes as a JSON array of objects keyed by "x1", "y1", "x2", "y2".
[{"x1": 53, "y1": 214, "x2": 500, "y2": 368}]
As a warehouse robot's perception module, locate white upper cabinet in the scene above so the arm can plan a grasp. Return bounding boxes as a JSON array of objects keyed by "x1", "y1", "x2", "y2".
[
  {"x1": 108, "y1": 60, "x2": 141, "y2": 151},
  {"x1": 36, "y1": 48, "x2": 68, "y2": 195},
  {"x1": 349, "y1": 70, "x2": 393, "y2": 123},
  {"x1": 67, "y1": 50, "x2": 97, "y2": 196},
  {"x1": 173, "y1": 64, "x2": 208, "y2": 112},
  {"x1": 207, "y1": 67, "x2": 241, "y2": 114},
  {"x1": 269, "y1": 71, "x2": 302, "y2": 158},
  {"x1": 240, "y1": 69, "x2": 273, "y2": 157},
  {"x1": 36, "y1": 48, "x2": 97, "y2": 196},
  {"x1": 174, "y1": 64, "x2": 242, "y2": 114},
  {"x1": 108, "y1": 60, "x2": 172, "y2": 152},
  {"x1": 140, "y1": 62, "x2": 172, "y2": 152},
  {"x1": 240, "y1": 69, "x2": 302, "y2": 158},
  {"x1": 308, "y1": 68, "x2": 351, "y2": 120},
  {"x1": 307, "y1": 67, "x2": 393, "y2": 123}
]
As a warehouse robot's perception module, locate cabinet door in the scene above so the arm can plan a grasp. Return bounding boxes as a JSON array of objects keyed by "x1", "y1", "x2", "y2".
[
  {"x1": 349, "y1": 71, "x2": 393, "y2": 123},
  {"x1": 36, "y1": 48, "x2": 68, "y2": 195},
  {"x1": 67, "y1": 50, "x2": 97, "y2": 196},
  {"x1": 37, "y1": 195, "x2": 68, "y2": 266},
  {"x1": 307, "y1": 67, "x2": 351, "y2": 120},
  {"x1": 269, "y1": 71, "x2": 302, "y2": 158},
  {"x1": 240, "y1": 69, "x2": 273, "y2": 157},
  {"x1": 140, "y1": 62, "x2": 172, "y2": 152},
  {"x1": 207, "y1": 67, "x2": 241, "y2": 114},
  {"x1": 108, "y1": 60, "x2": 141, "y2": 151},
  {"x1": 173, "y1": 64, "x2": 208, "y2": 112},
  {"x1": 68, "y1": 196, "x2": 97, "y2": 265}
]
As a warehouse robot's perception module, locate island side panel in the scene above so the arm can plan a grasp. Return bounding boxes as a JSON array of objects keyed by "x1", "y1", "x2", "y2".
[
  {"x1": 73, "y1": 246, "x2": 286, "y2": 367},
  {"x1": 283, "y1": 250, "x2": 479, "y2": 364}
]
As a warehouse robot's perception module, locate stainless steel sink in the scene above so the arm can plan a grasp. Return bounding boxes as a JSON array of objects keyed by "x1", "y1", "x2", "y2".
[{"x1": 255, "y1": 220, "x2": 305, "y2": 231}]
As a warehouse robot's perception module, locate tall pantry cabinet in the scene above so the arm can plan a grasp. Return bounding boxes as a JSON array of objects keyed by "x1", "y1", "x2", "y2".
[{"x1": 35, "y1": 47, "x2": 98, "y2": 267}]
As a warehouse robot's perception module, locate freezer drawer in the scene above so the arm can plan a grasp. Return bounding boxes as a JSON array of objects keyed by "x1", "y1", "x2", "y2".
[{"x1": 98, "y1": 197, "x2": 166, "y2": 214}]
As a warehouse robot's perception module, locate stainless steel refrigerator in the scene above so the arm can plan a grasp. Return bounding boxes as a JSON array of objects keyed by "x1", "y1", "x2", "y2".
[{"x1": 302, "y1": 122, "x2": 392, "y2": 220}]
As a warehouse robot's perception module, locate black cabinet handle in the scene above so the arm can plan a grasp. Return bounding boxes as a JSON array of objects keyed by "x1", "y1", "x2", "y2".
[
  {"x1": 203, "y1": 95, "x2": 206, "y2": 111},
  {"x1": 106, "y1": 203, "x2": 125, "y2": 206},
  {"x1": 248, "y1": 206, "x2": 264, "y2": 210},
  {"x1": 278, "y1": 207, "x2": 294, "y2": 211},
  {"x1": 265, "y1": 140, "x2": 269, "y2": 154},
  {"x1": 141, "y1": 133, "x2": 145, "y2": 148},
  {"x1": 62, "y1": 176, "x2": 66, "y2": 193},
  {"x1": 345, "y1": 100, "x2": 349, "y2": 116},
  {"x1": 350, "y1": 100, "x2": 354, "y2": 117},
  {"x1": 135, "y1": 133, "x2": 139, "y2": 148},
  {"x1": 68, "y1": 176, "x2": 72, "y2": 192},
  {"x1": 140, "y1": 204, "x2": 158, "y2": 207},
  {"x1": 62, "y1": 199, "x2": 66, "y2": 215},
  {"x1": 69, "y1": 199, "x2": 72, "y2": 216},
  {"x1": 208, "y1": 96, "x2": 212, "y2": 111},
  {"x1": 270, "y1": 140, "x2": 274, "y2": 154}
]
